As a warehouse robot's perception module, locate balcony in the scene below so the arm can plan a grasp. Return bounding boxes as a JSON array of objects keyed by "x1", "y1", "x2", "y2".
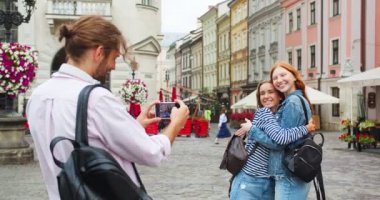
[
  {"x1": 250, "y1": 49, "x2": 256, "y2": 59},
  {"x1": 46, "y1": 0, "x2": 112, "y2": 33},
  {"x1": 258, "y1": 45, "x2": 266, "y2": 57},
  {"x1": 269, "y1": 42, "x2": 278, "y2": 54}
]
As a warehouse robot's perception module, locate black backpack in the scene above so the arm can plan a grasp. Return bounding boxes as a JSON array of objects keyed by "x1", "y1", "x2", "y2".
[
  {"x1": 49, "y1": 84, "x2": 152, "y2": 200},
  {"x1": 283, "y1": 95, "x2": 325, "y2": 200}
]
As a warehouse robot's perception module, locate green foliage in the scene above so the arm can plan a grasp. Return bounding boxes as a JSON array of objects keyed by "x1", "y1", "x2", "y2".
[{"x1": 358, "y1": 120, "x2": 376, "y2": 131}]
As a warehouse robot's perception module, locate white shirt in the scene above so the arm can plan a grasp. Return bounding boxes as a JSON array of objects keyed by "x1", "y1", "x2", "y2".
[
  {"x1": 218, "y1": 113, "x2": 227, "y2": 127},
  {"x1": 26, "y1": 64, "x2": 171, "y2": 200}
]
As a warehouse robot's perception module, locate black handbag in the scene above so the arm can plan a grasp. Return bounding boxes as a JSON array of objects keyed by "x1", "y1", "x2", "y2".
[
  {"x1": 50, "y1": 84, "x2": 152, "y2": 200},
  {"x1": 219, "y1": 135, "x2": 256, "y2": 175},
  {"x1": 283, "y1": 95, "x2": 325, "y2": 200}
]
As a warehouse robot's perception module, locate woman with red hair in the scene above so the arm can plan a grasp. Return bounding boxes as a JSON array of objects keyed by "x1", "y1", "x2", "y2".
[{"x1": 249, "y1": 61, "x2": 313, "y2": 200}]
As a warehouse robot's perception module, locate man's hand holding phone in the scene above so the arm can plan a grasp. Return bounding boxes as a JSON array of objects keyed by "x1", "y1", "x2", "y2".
[
  {"x1": 161, "y1": 99, "x2": 189, "y2": 144},
  {"x1": 136, "y1": 100, "x2": 161, "y2": 128}
]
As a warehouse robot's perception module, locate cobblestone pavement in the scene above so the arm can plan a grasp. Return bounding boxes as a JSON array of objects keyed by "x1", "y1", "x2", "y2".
[{"x1": 1, "y1": 124, "x2": 380, "y2": 200}]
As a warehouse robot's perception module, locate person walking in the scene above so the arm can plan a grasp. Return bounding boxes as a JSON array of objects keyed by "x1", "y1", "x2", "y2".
[
  {"x1": 230, "y1": 81, "x2": 315, "y2": 200},
  {"x1": 249, "y1": 61, "x2": 314, "y2": 200},
  {"x1": 204, "y1": 108, "x2": 212, "y2": 130},
  {"x1": 214, "y1": 108, "x2": 231, "y2": 144},
  {"x1": 26, "y1": 15, "x2": 189, "y2": 200}
]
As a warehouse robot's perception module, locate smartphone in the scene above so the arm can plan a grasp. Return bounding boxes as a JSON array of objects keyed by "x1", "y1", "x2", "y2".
[{"x1": 155, "y1": 102, "x2": 179, "y2": 119}]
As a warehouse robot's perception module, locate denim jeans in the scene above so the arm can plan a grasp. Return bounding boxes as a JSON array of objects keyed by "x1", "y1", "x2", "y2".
[
  {"x1": 230, "y1": 171, "x2": 274, "y2": 200},
  {"x1": 274, "y1": 175, "x2": 311, "y2": 200}
]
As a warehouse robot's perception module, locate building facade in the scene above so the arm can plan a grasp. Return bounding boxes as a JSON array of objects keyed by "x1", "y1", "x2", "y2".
[
  {"x1": 18, "y1": 0, "x2": 162, "y2": 106},
  {"x1": 199, "y1": 6, "x2": 218, "y2": 94},
  {"x1": 247, "y1": 0, "x2": 284, "y2": 92},
  {"x1": 216, "y1": 8, "x2": 231, "y2": 108},
  {"x1": 228, "y1": 0, "x2": 248, "y2": 109}
]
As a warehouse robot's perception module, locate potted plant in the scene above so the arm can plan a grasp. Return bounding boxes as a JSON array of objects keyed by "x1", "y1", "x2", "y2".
[
  {"x1": 0, "y1": 42, "x2": 38, "y2": 117},
  {"x1": 339, "y1": 118, "x2": 351, "y2": 131},
  {"x1": 356, "y1": 133, "x2": 376, "y2": 151},
  {"x1": 0, "y1": 42, "x2": 38, "y2": 164},
  {"x1": 119, "y1": 79, "x2": 148, "y2": 118}
]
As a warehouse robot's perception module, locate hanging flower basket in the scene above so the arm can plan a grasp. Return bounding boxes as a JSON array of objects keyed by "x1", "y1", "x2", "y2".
[
  {"x1": 119, "y1": 79, "x2": 148, "y2": 105},
  {"x1": 0, "y1": 42, "x2": 38, "y2": 98}
]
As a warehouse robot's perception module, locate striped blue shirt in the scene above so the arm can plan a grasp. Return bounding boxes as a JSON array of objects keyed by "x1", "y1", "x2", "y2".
[{"x1": 242, "y1": 107, "x2": 308, "y2": 177}]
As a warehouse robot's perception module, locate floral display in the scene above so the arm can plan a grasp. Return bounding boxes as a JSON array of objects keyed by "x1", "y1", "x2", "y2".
[
  {"x1": 339, "y1": 118, "x2": 351, "y2": 131},
  {"x1": 338, "y1": 133, "x2": 355, "y2": 142},
  {"x1": 356, "y1": 133, "x2": 375, "y2": 145},
  {"x1": 119, "y1": 79, "x2": 148, "y2": 104},
  {"x1": 0, "y1": 42, "x2": 38, "y2": 97},
  {"x1": 357, "y1": 119, "x2": 376, "y2": 131}
]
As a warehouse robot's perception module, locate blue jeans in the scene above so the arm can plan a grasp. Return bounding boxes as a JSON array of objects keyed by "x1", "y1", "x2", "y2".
[
  {"x1": 230, "y1": 171, "x2": 274, "y2": 200},
  {"x1": 274, "y1": 175, "x2": 311, "y2": 200}
]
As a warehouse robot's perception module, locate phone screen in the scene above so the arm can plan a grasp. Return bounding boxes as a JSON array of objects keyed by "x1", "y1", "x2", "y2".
[{"x1": 155, "y1": 102, "x2": 176, "y2": 119}]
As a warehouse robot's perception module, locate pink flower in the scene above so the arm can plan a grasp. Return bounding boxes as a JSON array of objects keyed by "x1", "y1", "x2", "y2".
[{"x1": 0, "y1": 42, "x2": 38, "y2": 96}]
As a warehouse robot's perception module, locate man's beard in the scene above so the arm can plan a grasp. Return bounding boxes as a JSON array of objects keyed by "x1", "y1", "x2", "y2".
[{"x1": 94, "y1": 58, "x2": 109, "y2": 84}]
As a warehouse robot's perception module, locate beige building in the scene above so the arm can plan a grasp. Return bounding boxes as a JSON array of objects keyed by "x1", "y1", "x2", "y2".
[
  {"x1": 199, "y1": 6, "x2": 218, "y2": 94},
  {"x1": 228, "y1": 0, "x2": 248, "y2": 108},
  {"x1": 190, "y1": 28, "x2": 203, "y2": 94},
  {"x1": 216, "y1": 3, "x2": 231, "y2": 107}
]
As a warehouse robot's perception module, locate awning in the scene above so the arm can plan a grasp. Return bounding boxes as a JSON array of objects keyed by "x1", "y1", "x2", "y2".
[
  {"x1": 337, "y1": 67, "x2": 380, "y2": 124},
  {"x1": 337, "y1": 67, "x2": 380, "y2": 86},
  {"x1": 231, "y1": 86, "x2": 339, "y2": 109}
]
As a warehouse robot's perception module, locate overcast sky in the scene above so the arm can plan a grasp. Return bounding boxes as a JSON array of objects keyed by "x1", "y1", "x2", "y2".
[{"x1": 161, "y1": 0, "x2": 223, "y2": 33}]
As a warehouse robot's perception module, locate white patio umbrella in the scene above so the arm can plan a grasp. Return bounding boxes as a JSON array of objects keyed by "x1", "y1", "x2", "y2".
[
  {"x1": 337, "y1": 67, "x2": 380, "y2": 86},
  {"x1": 337, "y1": 67, "x2": 380, "y2": 124},
  {"x1": 230, "y1": 91, "x2": 257, "y2": 109},
  {"x1": 230, "y1": 86, "x2": 339, "y2": 109}
]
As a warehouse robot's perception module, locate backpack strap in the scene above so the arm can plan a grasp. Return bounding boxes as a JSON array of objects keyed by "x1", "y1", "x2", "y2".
[
  {"x1": 132, "y1": 163, "x2": 147, "y2": 192},
  {"x1": 295, "y1": 95, "x2": 309, "y2": 126},
  {"x1": 49, "y1": 136, "x2": 78, "y2": 169},
  {"x1": 295, "y1": 95, "x2": 326, "y2": 200},
  {"x1": 75, "y1": 84, "x2": 107, "y2": 145},
  {"x1": 313, "y1": 168, "x2": 326, "y2": 200}
]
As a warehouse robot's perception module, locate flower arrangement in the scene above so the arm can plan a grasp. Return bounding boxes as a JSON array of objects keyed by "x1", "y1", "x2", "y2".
[
  {"x1": 119, "y1": 79, "x2": 148, "y2": 104},
  {"x1": 230, "y1": 112, "x2": 255, "y2": 121},
  {"x1": 0, "y1": 42, "x2": 38, "y2": 97},
  {"x1": 356, "y1": 133, "x2": 375, "y2": 145},
  {"x1": 338, "y1": 133, "x2": 355, "y2": 142},
  {"x1": 339, "y1": 118, "x2": 351, "y2": 131},
  {"x1": 357, "y1": 120, "x2": 376, "y2": 131}
]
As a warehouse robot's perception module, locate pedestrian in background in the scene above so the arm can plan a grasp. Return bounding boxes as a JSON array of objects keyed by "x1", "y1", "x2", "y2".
[
  {"x1": 204, "y1": 108, "x2": 212, "y2": 130},
  {"x1": 214, "y1": 108, "x2": 231, "y2": 144},
  {"x1": 26, "y1": 15, "x2": 189, "y2": 200}
]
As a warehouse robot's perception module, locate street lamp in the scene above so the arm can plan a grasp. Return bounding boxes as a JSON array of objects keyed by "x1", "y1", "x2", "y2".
[
  {"x1": 0, "y1": 0, "x2": 36, "y2": 42},
  {"x1": 130, "y1": 57, "x2": 138, "y2": 79}
]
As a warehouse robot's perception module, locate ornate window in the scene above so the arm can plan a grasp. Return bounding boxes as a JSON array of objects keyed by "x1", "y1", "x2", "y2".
[
  {"x1": 288, "y1": 51, "x2": 293, "y2": 65},
  {"x1": 310, "y1": 45, "x2": 316, "y2": 68},
  {"x1": 332, "y1": 0, "x2": 340, "y2": 16},
  {"x1": 297, "y1": 49, "x2": 302, "y2": 70},
  {"x1": 288, "y1": 12, "x2": 293, "y2": 32},
  {"x1": 310, "y1": 2, "x2": 316, "y2": 25},
  {"x1": 332, "y1": 39, "x2": 339, "y2": 65},
  {"x1": 331, "y1": 87, "x2": 340, "y2": 117},
  {"x1": 296, "y1": 8, "x2": 301, "y2": 30}
]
